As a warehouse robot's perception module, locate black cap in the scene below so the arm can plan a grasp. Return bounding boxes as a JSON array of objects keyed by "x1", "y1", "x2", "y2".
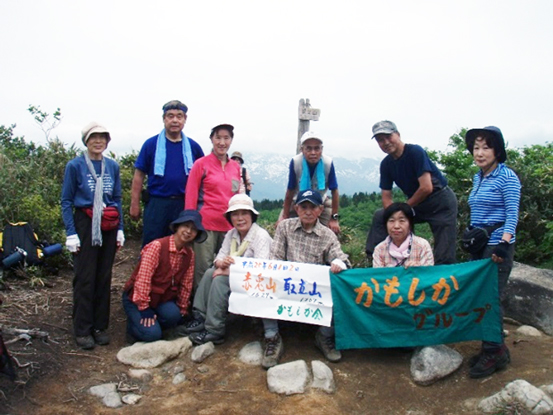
[{"x1": 210, "y1": 124, "x2": 234, "y2": 138}]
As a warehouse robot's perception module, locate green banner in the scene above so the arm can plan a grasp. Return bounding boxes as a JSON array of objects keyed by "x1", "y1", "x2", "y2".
[{"x1": 331, "y1": 259, "x2": 502, "y2": 349}]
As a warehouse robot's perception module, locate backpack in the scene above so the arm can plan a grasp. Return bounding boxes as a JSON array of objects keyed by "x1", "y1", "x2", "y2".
[{"x1": 0, "y1": 222, "x2": 42, "y2": 267}]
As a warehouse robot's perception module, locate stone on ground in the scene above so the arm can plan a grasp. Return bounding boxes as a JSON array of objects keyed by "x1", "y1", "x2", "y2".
[
  {"x1": 117, "y1": 337, "x2": 192, "y2": 368},
  {"x1": 128, "y1": 368, "x2": 153, "y2": 382},
  {"x1": 267, "y1": 360, "x2": 311, "y2": 395},
  {"x1": 89, "y1": 383, "x2": 117, "y2": 398},
  {"x1": 410, "y1": 345, "x2": 463, "y2": 386},
  {"x1": 103, "y1": 391, "x2": 123, "y2": 408},
  {"x1": 173, "y1": 373, "x2": 187, "y2": 385},
  {"x1": 516, "y1": 325, "x2": 542, "y2": 337},
  {"x1": 191, "y1": 342, "x2": 215, "y2": 363},
  {"x1": 238, "y1": 341, "x2": 263, "y2": 365},
  {"x1": 478, "y1": 379, "x2": 553, "y2": 414},
  {"x1": 310, "y1": 360, "x2": 335, "y2": 394},
  {"x1": 122, "y1": 393, "x2": 142, "y2": 405}
]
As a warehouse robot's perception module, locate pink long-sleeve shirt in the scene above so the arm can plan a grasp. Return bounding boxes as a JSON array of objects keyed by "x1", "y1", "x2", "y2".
[{"x1": 185, "y1": 152, "x2": 243, "y2": 232}]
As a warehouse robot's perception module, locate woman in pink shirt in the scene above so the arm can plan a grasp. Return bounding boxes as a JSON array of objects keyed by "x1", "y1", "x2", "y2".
[{"x1": 185, "y1": 124, "x2": 243, "y2": 288}]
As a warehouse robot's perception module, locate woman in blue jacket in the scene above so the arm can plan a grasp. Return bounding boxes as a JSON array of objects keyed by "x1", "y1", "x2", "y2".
[{"x1": 61, "y1": 122, "x2": 124, "y2": 350}]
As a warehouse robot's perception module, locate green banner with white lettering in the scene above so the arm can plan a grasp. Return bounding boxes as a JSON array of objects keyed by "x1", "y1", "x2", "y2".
[{"x1": 331, "y1": 259, "x2": 502, "y2": 349}]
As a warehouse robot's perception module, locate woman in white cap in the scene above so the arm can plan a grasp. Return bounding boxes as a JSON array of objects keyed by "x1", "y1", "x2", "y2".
[
  {"x1": 61, "y1": 122, "x2": 125, "y2": 350},
  {"x1": 184, "y1": 194, "x2": 272, "y2": 345}
]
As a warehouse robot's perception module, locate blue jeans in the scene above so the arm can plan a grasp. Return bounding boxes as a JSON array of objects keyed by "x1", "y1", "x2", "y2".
[{"x1": 122, "y1": 292, "x2": 184, "y2": 342}]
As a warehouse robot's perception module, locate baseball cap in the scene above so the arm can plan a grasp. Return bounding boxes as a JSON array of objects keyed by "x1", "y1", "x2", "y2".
[
  {"x1": 295, "y1": 189, "x2": 323, "y2": 206},
  {"x1": 210, "y1": 124, "x2": 234, "y2": 138},
  {"x1": 300, "y1": 131, "x2": 323, "y2": 145},
  {"x1": 372, "y1": 120, "x2": 398, "y2": 138}
]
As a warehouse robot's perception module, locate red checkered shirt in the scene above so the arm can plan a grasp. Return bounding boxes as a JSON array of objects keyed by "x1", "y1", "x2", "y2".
[{"x1": 131, "y1": 237, "x2": 195, "y2": 314}]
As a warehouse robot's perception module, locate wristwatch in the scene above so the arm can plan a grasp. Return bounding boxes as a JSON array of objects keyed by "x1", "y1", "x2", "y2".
[{"x1": 331, "y1": 213, "x2": 340, "y2": 220}]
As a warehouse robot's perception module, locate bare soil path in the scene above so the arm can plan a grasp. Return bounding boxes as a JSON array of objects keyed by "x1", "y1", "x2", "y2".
[{"x1": 1, "y1": 239, "x2": 552, "y2": 415}]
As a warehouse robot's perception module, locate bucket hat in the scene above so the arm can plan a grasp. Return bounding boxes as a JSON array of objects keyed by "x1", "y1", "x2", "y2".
[
  {"x1": 170, "y1": 210, "x2": 207, "y2": 243},
  {"x1": 81, "y1": 122, "x2": 111, "y2": 145},
  {"x1": 465, "y1": 126, "x2": 507, "y2": 163}
]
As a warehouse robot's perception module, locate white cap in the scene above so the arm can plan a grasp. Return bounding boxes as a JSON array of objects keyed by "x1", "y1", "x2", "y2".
[{"x1": 300, "y1": 131, "x2": 323, "y2": 145}]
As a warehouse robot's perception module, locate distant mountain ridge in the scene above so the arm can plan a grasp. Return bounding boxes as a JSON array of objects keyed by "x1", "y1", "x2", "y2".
[{"x1": 237, "y1": 152, "x2": 382, "y2": 201}]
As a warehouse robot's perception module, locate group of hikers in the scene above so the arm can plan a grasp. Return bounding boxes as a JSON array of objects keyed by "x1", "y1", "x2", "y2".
[{"x1": 61, "y1": 99, "x2": 521, "y2": 380}]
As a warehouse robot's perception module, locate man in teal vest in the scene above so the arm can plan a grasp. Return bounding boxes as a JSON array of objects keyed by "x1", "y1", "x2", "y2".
[{"x1": 278, "y1": 131, "x2": 341, "y2": 234}]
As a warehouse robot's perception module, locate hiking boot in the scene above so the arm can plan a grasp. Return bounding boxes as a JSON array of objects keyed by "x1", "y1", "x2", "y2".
[
  {"x1": 189, "y1": 330, "x2": 225, "y2": 345},
  {"x1": 92, "y1": 329, "x2": 110, "y2": 346},
  {"x1": 75, "y1": 335, "x2": 95, "y2": 350},
  {"x1": 262, "y1": 333, "x2": 284, "y2": 369},
  {"x1": 181, "y1": 318, "x2": 205, "y2": 334},
  {"x1": 468, "y1": 350, "x2": 484, "y2": 368},
  {"x1": 469, "y1": 346, "x2": 510, "y2": 378},
  {"x1": 315, "y1": 330, "x2": 342, "y2": 363}
]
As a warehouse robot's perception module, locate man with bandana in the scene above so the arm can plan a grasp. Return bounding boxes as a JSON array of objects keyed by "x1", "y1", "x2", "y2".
[
  {"x1": 278, "y1": 131, "x2": 341, "y2": 234},
  {"x1": 130, "y1": 100, "x2": 204, "y2": 247}
]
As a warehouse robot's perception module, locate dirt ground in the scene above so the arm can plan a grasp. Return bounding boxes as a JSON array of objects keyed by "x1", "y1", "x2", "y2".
[{"x1": 0, "y1": 239, "x2": 552, "y2": 415}]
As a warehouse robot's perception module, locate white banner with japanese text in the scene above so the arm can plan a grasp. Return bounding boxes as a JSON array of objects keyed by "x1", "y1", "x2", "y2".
[{"x1": 228, "y1": 258, "x2": 332, "y2": 327}]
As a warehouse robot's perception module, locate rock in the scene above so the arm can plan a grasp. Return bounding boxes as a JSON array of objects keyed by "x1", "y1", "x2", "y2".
[
  {"x1": 197, "y1": 365, "x2": 209, "y2": 373},
  {"x1": 173, "y1": 373, "x2": 187, "y2": 385},
  {"x1": 128, "y1": 369, "x2": 153, "y2": 383},
  {"x1": 173, "y1": 364, "x2": 185, "y2": 374},
  {"x1": 267, "y1": 360, "x2": 311, "y2": 395},
  {"x1": 238, "y1": 341, "x2": 263, "y2": 365},
  {"x1": 191, "y1": 342, "x2": 215, "y2": 363},
  {"x1": 504, "y1": 262, "x2": 553, "y2": 335},
  {"x1": 89, "y1": 383, "x2": 117, "y2": 398},
  {"x1": 103, "y1": 391, "x2": 123, "y2": 408},
  {"x1": 310, "y1": 360, "x2": 335, "y2": 394},
  {"x1": 122, "y1": 393, "x2": 142, "y2": 405},
  {"x1": 461, "y1": 398, "x2": 480, "y2": 413},
  {"x1": 479, "y1": 379, "x2": 553, "y2": 414},
  {"x1": 540, "y1": 384, "x2": 553, "y2": 396},
  {"x1": 410, "y1": 345, "x2": 463, "y2": 386},
  {"x1": 117, "y1": 337, "x2": 192, "y2": 368},
  {"x1": 516, "y1": 325, "x2": 542, "y2": 337}
]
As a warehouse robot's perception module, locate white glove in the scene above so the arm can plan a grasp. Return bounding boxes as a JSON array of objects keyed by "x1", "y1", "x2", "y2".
[
  {"x1": 331, "y1": 258, "x2": 348, "y2": 271},
  {"x1": 117, "y1": 230, "x2": 125, "y2": 247},
  {"x1": 66, "y1": 234, "x2": 80, "y2": 253}
]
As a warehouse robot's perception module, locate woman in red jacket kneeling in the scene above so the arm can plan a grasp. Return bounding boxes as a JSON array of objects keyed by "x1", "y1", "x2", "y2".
[{"x1": 122, "y1": 210, "x2": 206, "y2": 342}]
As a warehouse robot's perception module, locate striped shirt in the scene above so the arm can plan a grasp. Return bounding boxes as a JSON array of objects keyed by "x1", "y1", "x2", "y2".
[
  {"x1": 132, "y1": 237, "x2": 194, "y2": 313},
  {"x1": 270, "y1": 218, "x2": 349, "y2": 266},
  {"x1": 373, "y1": 235, "x2": 434, "y2": 268},
  {"x1": 468, "y1": 163, "x2": 521, "y2": 245}
]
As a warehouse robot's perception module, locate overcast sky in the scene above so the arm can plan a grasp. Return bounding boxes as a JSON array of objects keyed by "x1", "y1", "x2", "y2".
[{"x1": 2, "y1": 1, "x2": 552, "y2": 160}]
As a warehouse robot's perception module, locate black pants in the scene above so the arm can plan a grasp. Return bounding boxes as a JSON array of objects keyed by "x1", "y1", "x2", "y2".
[
  {"x1": 366, "y1": 186, "x2": 458, "y2": 265},
  {"x1": 72, "y1": 210, "x2": 117, "y2": 337}
]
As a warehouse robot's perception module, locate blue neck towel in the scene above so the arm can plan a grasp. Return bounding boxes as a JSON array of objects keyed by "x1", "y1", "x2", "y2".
[
  {"x1": 299, "y1": 157, "x2": 326, "y2": 191},
  {"x1": 154, "y1": 129, "x2": 193, "y2": 176}
]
